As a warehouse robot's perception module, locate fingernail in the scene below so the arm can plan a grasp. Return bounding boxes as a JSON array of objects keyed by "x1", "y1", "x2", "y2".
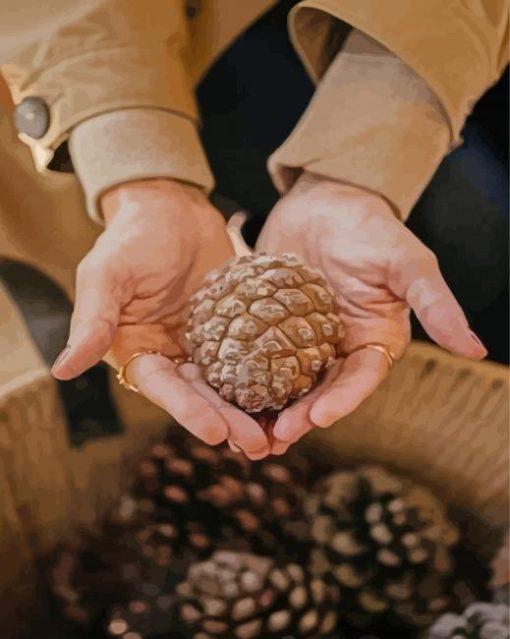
[
  {"x1": 273, "y1": 422, "x2": 290, "y2": 441},
  {"x1": 228, "y1": 440, "x2": 241, "y2": 453},
  {"x1": 246, "y1": 451, "x2": 268, "y2": 461},
  {"x1": 272, "y1": 443, "x2": 290, "y2": 456},
  {"x1": 51, "y1": 345, "x2": 70, "y2": 372},
  {"x1": 469, "y1": 330, "x2": 485, "y2": 347},
  {"x1": 309, "y1": 405, "x2": 335, "y2": 428},
  {"x1": 469, "y1": 331, "x2": 488, "y2": 357}
]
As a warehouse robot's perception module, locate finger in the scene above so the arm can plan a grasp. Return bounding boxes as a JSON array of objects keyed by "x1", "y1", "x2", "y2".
[
  {"x1": 177, "y1": 364, "x2": 270, "y2": 457},
  {"x1": 52, "y1": 254, "x2": 124, "y2": 380},
  {"x1": 272, "y1": 361, "x2": 342, "y2": 445},
  {"x1": 309, "y1": 349, "x2": 389, "y2": 427},
  {"x1": 221, "y1": 405, "x2": 271, "y2": 460},
  {"x1": 272, "y1": 397, "x2": 316, "y2": 447},
  {"x1": 105, "y1": 322, "x2": 187, "y2": 374},
  {"x1": 228, "y1": 440, "x2": 242, "y2": 453},
  {"x1": 129, "y1": 355, "x2": 229, "y2": 446},
  {"x1": 271, "y1": 440, "x2": 291, "y2": 456},
  {"x1": 390, "y1": 246, "x2": 487, "y2": 359}
]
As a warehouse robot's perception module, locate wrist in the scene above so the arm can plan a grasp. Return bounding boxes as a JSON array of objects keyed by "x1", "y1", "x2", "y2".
[
  {"x1": 100, "y1": 178, "x2": 207, "y2": 226},
  {"x1": 292, "y1": 172, "x2": 395, "y2": 213}
]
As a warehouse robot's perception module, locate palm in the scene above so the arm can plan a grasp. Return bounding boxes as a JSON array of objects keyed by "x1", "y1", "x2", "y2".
[
  {"x1": 256, "y1": 176, "x2": 485, "y2": 453},
  {"x1": 257, "y1": 195, "x2": 411, "y2": 358},
  {"x1": 53, "y1": 180, "x2": 272, "y2": 458},
  {"x1": 107, "y1": 218, "x2": 233, "y2": 366}
]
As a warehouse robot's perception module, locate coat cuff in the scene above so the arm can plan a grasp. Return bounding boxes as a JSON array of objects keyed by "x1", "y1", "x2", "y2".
[
  {"x1": 289, "y1": 0, "x2": 508, "y2": 144},
  {"x1": 69, "y1": 108, "x2": 215, "y2": 223},
  {"x1": 268, "y1": 30, "x2": 450, "y2": 220},
  {"x1": 5, "y1": 44, "x2": 198, "y2": 173}
]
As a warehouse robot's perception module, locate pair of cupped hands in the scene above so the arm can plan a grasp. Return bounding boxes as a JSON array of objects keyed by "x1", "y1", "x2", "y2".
[{"x1": 51, "y1": 173, "x2": 487, "y2": 459}]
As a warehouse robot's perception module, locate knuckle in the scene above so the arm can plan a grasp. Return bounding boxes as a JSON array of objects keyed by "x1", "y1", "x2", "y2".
[
  {"x1": 94, "y1": 317, "x2": 116, "y2": 345},
  {"x1": 76, "y1": 254, "x2": 107, "y2": 283},
  {"x1": 401, "y1": 246, "x2": 439, "y2": 281},
  {"x1": 77, "y1": 247, "x2": 119, "y2": 283},
  {"x1": 417, "y1": 246, "x2": 439, "y2": 270}
]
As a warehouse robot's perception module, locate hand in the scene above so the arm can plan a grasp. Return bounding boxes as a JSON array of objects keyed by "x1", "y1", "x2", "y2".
[
  {"x1": 256, "y1": 173, "x2": 487, "y2": 454},
  {"x1": 51, "y1": 179, "x2": 270, "y2": 459}
]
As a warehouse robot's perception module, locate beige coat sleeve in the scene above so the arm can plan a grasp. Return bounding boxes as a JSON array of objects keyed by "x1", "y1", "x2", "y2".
[
  {"x1": 269, "y1": 30, "x2": 452, "y2": 219},
  {"x1": 290, "y1": 0, "x2": 509, "y2": 143},
  {"x1": 271, "y1": 0, "x2": 509, "y2": 219},
  {"x1": 69, "y1": 108, "x2": 213, "y2": 222},
  {"x1": 0, "y1": 0, "x2": 214, "y2": 222}
]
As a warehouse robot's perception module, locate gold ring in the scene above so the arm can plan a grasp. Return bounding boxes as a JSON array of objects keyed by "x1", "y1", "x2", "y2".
[
  {"x1": 116, "y1": 350, "x2": 161, "y2": 393},
  {"x1": 348, "y1": 343, "x2": 397, "y2": 369},
  {"x1": 117, "y1": 351, "x2": 192, "y2": 393}
]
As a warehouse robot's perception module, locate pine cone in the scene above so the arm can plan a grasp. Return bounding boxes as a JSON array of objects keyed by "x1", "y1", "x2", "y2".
[
  {"x1": 105, "y1": 593, "x2": 176, "y2": 639},
  {"x1": 305, "y1": 466, "x2": 459, "y2": 628},
  {"x1": 177, "y1": 550, "x2": 340, "y2": 638},
  {"x1": 103, "y1": 523, "x2": 184, "y2": 638},
  {"x1": 186, "y1": 253, "x2": 344, "y2": 413},
  {"x1": 134, "y1": 427, "x2": 311, "y2": 562},
  {"x1": 132, "y1": 430, "x2": 238, "y2": 556},
  {"x1": 203, "y1": 456, "x2": 312, "y2": 562},
  {"x1": 49, "y1": 504, "x2": 189, "y2": 634},
  {"x1": 49, "y1": 520, "x2": 142, "y2": 631},
  {"x1": 425, "y1": 602, "x2": 509, "y2": 639}
]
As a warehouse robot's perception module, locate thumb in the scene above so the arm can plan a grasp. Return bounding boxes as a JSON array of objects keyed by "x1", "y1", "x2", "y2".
[
  {"x1": 389, "y1": 241, "x2": 487, "y2": 360},
  {"x1": 51, "y1": 252, "x2": 124, "y2": 379}
]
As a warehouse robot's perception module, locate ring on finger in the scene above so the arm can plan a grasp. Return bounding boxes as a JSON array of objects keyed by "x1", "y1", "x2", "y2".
[
  {"x1": 347, "y1": 342, "x2": 397, "y2": 369},
  {"x1": 117, "y1": 351, "x2": 188, "y2": 393}
]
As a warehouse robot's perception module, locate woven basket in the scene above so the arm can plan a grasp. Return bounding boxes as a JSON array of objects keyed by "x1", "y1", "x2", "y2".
[
  {"x1": 0, "y1": 340, "x2": 507, "y2": 635},
  {"x1": 304, "y1": 341, "x2": 508, "y2": 527}
]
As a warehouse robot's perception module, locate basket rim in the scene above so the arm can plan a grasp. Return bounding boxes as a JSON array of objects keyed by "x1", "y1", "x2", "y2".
[
  {"x1": 402, "y1": 340, "x2": 508, "y2": 380},
  {"x1": 301, "y1": 339, "x2": 509, "y2": 533}
]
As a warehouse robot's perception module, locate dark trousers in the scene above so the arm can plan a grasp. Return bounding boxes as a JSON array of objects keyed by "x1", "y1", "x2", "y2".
[{"x1": 197, "y1": 1, "x2": 509, "y2": 364}]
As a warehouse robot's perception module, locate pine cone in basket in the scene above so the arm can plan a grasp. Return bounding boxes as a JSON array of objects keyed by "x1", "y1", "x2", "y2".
[
  {"x1": 425, "y1": 602, "x2": 509, "y2": 639},
  {"x1": 305, "y1": 466, "x2": 459, "y2": 628},
  {"x1": 103, "y1": 524, "x2": 185, "y2": 638},
  {"x1": 49, "y1": 520, "x2": 143, "y2": 631},
  {"x1": 105, "y1": 594, "x2": 175, "y2": 639},
  {"x1": 177, "y1": 550, "x2": 340, "y2": 638},
  {"x1": 186, "y1": 253, "x2": 344, "y2": 413},
  {"x1": 132, "y1": 430, "x2": 230, "y2": 557},
  {"x1": 202, "y1": 454, "x2": 312, "y2": 562},
  {"x1": 134, "y1": 427, "x2": 311, "y2": 562},
  {"x1": 50, "y1": 498, "x2": 190, "y2": 633}
]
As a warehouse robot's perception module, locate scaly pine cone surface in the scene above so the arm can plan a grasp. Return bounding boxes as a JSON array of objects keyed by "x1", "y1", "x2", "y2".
[
  {"x1": 177, "y1": 550, "x2": 340, "y2": 638},
  {"x1": 305, "y1": 466, "x2": 459, "y2": 628},
  {"x1": 186, "y1": 253, "x2": 344, "y2": 412},
  {"x1": 425, "y1": 602, "x2": 509, "y2": 638}
]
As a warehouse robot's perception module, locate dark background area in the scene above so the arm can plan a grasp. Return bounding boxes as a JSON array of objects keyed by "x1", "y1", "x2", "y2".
[{"x1": 197, "y1": 0, "x2": 509, "y2": 365}]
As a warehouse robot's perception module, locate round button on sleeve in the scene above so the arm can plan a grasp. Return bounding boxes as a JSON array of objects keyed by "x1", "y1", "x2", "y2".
[{"x1": 14, "y1": 96, "x2": 50, "y2": 139}]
